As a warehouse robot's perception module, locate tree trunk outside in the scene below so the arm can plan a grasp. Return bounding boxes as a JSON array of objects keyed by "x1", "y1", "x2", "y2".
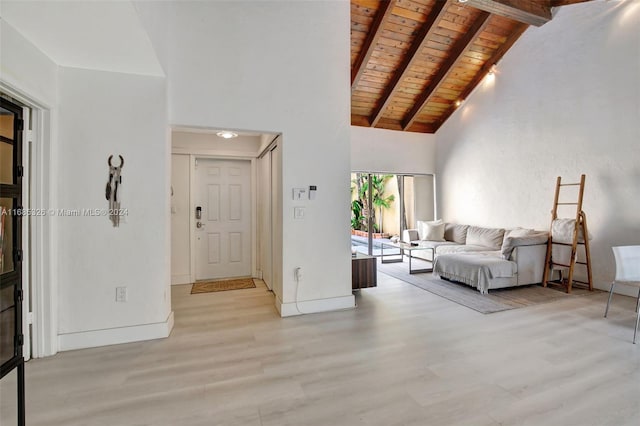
[{"x1": 397, "y1": 175, "x2": 407, "y2": 232}]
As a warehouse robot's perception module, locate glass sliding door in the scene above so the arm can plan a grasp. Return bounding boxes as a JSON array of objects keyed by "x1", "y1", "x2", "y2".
[
  {"x1": 350, "y1": 172, "x2": 434, "y2": 256},
  {"x1": 402, "y1": 174, "x2": 435, "y2": 232}
]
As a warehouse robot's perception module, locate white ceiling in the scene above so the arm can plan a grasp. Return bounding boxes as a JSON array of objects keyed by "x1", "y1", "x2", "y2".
[{"x1": 0, "y1": 0, "x2": 164, "y2": 76}]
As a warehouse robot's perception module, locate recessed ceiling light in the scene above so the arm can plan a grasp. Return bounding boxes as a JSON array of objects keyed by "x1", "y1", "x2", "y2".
[
  {"x1": 216, "y1": 131, "x2": 238, "y2": 139},
  {"x1": 458, "y1": 0, "x2": 469, "y2": 3}
]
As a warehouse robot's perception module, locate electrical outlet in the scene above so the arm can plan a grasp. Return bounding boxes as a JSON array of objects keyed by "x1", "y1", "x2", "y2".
[{"x1": 116, "y1": 286, "x2": 128, "y2": 302}]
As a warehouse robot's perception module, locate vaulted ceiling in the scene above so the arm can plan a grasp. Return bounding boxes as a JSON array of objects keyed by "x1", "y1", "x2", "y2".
[{"x1": 351, "y1": 0, "x2": 592, "y2": 133}]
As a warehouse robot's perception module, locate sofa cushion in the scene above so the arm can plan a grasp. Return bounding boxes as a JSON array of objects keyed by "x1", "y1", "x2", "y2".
[
  {"x1": 444, "y1": 223, "x2": 469, "y2": 244},
  {"x1": 501, "y1": 229, "x2": 548, "y2": 259},
  {"x1": 466, "y1": 226, "x2": 505, "y2": 250},
  {"x1": 436, "y1": 244, "x2": 494, "y2": 255},
  {"x1": 417, "y1": 220, "x2": 445, "y2": 241}
]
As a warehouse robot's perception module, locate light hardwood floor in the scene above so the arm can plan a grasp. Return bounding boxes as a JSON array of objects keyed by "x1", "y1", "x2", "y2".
[{"x1": 1, "y1": 273, "x2": 639, "y2": 426}]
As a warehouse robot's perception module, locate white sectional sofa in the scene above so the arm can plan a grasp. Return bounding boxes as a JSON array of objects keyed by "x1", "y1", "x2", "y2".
[{"x1": 402, "y1": 222, "x2": 548, "y2": 294}]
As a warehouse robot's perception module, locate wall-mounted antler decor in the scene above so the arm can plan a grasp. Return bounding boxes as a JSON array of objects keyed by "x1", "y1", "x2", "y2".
[{"x1": 106, "y1": 155, "x2": 124, "y2": 227}]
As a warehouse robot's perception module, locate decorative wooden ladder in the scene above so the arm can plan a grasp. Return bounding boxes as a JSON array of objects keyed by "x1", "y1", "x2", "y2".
[{"x1": 542, "y1": 174, "x2": 593, "y2": 293}]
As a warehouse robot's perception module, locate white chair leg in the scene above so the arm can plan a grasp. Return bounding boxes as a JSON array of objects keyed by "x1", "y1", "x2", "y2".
[
  {"x1": 634, "y1": 305, "x2": 639, "y2": 344},
  {"x1": 604, "y1": 282, "x2": 615, "y2": 318},
  {"x1": 636, "y1": 288, "x2": 640, "y2": 313}
]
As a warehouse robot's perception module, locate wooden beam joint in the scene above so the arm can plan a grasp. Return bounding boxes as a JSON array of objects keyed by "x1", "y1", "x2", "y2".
[{"x1": 465, "y1": 0, "x2": 552, "y2": 26}]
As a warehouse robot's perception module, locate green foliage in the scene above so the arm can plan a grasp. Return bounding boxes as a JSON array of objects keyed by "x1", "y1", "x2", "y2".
[
  {"x1": 350, "y1": 173, "x2": 395, "y2": 233},
  {"x1": 351, "y1": 198, "x2": 364, "y2": 230}
]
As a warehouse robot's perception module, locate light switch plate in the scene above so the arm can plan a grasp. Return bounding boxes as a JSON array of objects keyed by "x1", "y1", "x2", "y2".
[
  {"x1": 294, "y1": 207, "x2": 305, "y2": 219},
  {"x1": 292, "y1": 188, "x2": 307, "y2": 200}
]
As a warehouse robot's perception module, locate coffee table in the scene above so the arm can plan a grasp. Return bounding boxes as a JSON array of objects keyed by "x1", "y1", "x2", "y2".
[{"x1": 381, "y1": 241, "x2": 434, "y2": 274}]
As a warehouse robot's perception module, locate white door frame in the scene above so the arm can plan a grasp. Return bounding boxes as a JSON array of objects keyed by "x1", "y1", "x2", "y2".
[
  {"x1": 1, "y1": 82, "x2": 57, "y2": 358},
  {"x1": 189, "y1": 155, "x2": 258, "y2": 282}
]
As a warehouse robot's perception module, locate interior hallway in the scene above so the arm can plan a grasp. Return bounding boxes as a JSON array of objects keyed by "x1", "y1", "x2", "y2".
[{"x1": 1, "y1": 274, "x2": 639, "y2": 425}]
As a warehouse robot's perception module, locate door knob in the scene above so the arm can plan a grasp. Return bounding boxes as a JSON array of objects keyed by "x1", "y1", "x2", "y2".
[{"x1": 197, "y1": 221, "x2": 205, "y2": 228}]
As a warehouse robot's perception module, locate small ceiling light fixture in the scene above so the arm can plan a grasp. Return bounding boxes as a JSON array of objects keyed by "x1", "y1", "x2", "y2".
[
  {"x1": 458, "y1": 0, "x2": 469, "y2": 3},
  {"x1": 454, "y1": 99, "x2": 463, "y2": 108},
  {"x1": 216, "y1": 130, "x2": 238, "y2": 139},
  {"x1": 488, "y1": 64, "x2": 498, "y2": 76}
]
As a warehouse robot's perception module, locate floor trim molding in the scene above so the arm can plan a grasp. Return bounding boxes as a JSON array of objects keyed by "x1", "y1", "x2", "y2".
[
  {"x1": 277, "y1": 294, "x2": 355, "y2": 317},
  {"x1": 171, "y1": 274, "x2": 192, "y2": 285},
  {"x1": 58, "y1": 311, "x2": 175, "y2": 351}
]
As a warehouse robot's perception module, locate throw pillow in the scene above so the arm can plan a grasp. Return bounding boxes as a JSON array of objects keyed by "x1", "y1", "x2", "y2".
[
  {"x1": 466, "y1": 226, "x2": 505, "y2": 250},
  {"x1": 417, "y1": 219, "x2": 445, "y2": 242},
  {"x1": 444, "y1": 223, "x2": 469, "y2": 243}
]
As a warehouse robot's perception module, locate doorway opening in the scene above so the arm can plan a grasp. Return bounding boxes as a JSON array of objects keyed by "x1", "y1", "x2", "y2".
[
  {"x1": 350, "y1": 172, "x2": 436, "y2": 256},
  {"x1": 170, "y1": 128, "x2": 282, "y2": 297},
  {"x1": 0, "y1": 86, "x2": 56, "y2": 363},
  {"x1": 0, "y1": 96, "x2": 26, "y2": 425}
]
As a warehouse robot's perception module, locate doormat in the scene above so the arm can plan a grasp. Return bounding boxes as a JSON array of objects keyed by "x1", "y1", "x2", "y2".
[{"x1": 191, "y1": 278, "x2": 256, "y2": 294}]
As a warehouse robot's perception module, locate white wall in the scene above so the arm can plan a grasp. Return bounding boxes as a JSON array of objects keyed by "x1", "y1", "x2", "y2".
[
  {"x1": 56, "y1": 67, "x2": 172, "y2": 349},
  {"x1": 171, "y1": 154, "x2": 190, "y2": 284},
  {"x1": 132, "y1": 0, "x2": 171, "y2": 74},
  {"x1": 168, "y1": 1, "x2": 353, "y2": 315},
  {"x1": 435, "y1": 1, "x2": 640, "y2": 292},
  {"x1": 351, "y1": 126, "x2": 437, "y2": 174},
  {"x1": 0, "y1": 20, "x2": 58, "y2": 106},
  {"x1": 1, "y1": 1, "x2": 163, "y2": 77}
]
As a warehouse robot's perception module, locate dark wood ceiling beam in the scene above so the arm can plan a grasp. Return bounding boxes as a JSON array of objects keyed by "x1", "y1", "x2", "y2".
[
  {"x1": 367, "y1": 0, "x2": 451, "y2": 128},
  {"x1": 432, "y1": 22, "x2": 529, "y2": 132},
  {"x1": 464, "y1": 0, "x2": 552, "y2": 27},
  {"x1": 351, "y1": 114, "x2": 371, "y2": 127},
  {"x1": 550, "y1": 0, "x2": 592, "y2": 7},
  {"x1": 351, "y1": 1, "x2": 396, "y2": 89},
  {"x1": 402, "y1": 11, "x2": 491, "y2": 131}
]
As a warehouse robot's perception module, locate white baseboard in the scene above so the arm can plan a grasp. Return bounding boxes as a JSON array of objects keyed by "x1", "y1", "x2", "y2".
[
  {"x1": 58, "y1": 311, "x2": 175, "y2": 351},
  {"x1": 276, "y1": 294, "x2": 355, "y2": 317},
  {"x1": 172, "y1": 274, "x2": 192, "y2": 285}
]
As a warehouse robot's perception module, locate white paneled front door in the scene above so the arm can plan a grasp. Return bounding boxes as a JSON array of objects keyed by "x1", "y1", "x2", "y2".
[{"x1": 195, "y1": 159, "x2": 251, "y2": 280}]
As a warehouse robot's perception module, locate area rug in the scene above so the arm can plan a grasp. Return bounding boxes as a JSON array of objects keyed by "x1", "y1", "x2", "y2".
[
  {"x1": 378, "y1": 260, "x2": 596, "y2": 314},
  {"x1": 191, "y1": 278, "x2": 256, "y2": 294}
]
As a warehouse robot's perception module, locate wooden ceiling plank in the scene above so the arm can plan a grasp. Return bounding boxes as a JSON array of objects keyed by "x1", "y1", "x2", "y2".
[
  {"x1": 351, "y1": 13, "x2": 375, "y2": 26},
  {"x1": 352, "y1": 1, "x2": 396, "y2": 88},
  {"x1": 402, "y1": 11, "x2": 491, "y2": 130},
  {"x1": 392, "y1": 6, "x2": 430, "y2": 23},
  {"x1": 433, "y1": 22, "x2": 529, "y2": 132},
  {"x1": 368, "y1": 1, "x2": 453, "y2": 127},
  {"x1": 376, "y1": 117, "x2": 404, "y2": 131},
  {"x1": 464, "y1": 0, "x2": 552, "y2": 27},
  {"x1": 353, "y1": 0, "x2": 383, "y2": 7},
  {"x1": 406, "y1": 121, "x2": 436, "y2": 133},
  {"x1": 351, "y1": 3, "x2": 378, "y2": 18}
]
